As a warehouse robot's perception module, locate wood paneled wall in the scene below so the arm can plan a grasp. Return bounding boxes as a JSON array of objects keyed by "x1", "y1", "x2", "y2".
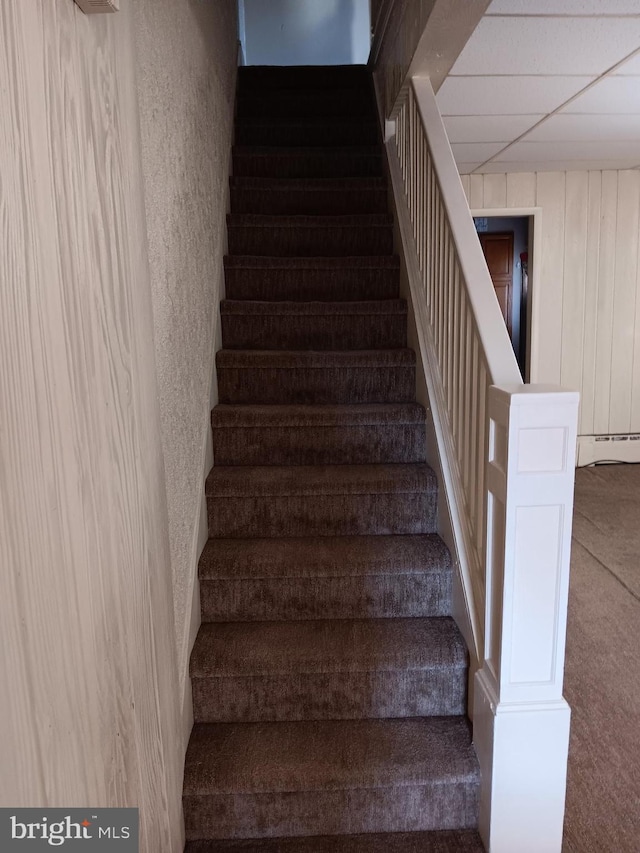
[
  {"x1": 461, "y1": 171, "x2": 640, "y2": 442},
  {"x1": 0, "y1": 1, "x2": 183, "y2": 848}
]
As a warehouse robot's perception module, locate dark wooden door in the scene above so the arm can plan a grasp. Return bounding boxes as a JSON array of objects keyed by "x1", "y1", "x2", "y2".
[{"x1": 479, "y1": 232, "x2": 514, "y2": 336}]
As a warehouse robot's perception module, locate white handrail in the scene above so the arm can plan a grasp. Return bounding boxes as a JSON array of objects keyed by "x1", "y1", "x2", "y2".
[
  {"x1": 410, "y1": 79, "x2": 521, "y2": 387},
  {"x1": 386, "y1": 76, "x2": 579, "y2": 852}
]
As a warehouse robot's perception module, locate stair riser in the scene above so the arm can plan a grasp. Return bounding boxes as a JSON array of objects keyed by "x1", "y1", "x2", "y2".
[
  {"x1": 236, "y1": 96, "x2": 375, "y2": 120},
  {"x1": 199, "y1": 573, "x2": 452, "y2": 622},
  {"x1": 212, "y1": 424, "x2": 425, "y2": 466},
  {"x1": 207, "y1": 493, "x2": 437, "y2": 538},
  {"x1": 227, "y1": 226, "x2": 393, "y2": 258},
  {"x1": 185, "y1": 831, "x2": 487, "y2": 853},
  {"x1": 233, "y1": 153, "x2": 382, "y2": 180},
  {"x1": 221, "y1": 314, "x2": 406, "y2": 350},
  {"x1": 235, "y1": 124, "x2": 379, "y2": 147},
  {"x1": 231, "y1": 188, "x2": 388, "y2": 216},
  {"x1": 184, "y1": 783, "x2": 479, "y2": 840},
  {"x1": 217, "y1": 366, "x2": 416, "y2": 405},
  {"x1": 192, "y1": 669, "x2": 467, "y2": 722},
  {"x1": 223, "y1": 268, "x2": 399, "y2": 302}
]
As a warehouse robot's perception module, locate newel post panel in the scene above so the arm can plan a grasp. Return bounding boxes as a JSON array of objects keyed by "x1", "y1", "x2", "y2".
[{"x1": 474, "y1": 384, "x2": 579, "y2": 853}]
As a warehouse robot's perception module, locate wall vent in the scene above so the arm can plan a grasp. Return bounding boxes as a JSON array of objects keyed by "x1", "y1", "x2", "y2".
[{"x1": 74, "y1": 0, "x2": 119, "y2": 13}]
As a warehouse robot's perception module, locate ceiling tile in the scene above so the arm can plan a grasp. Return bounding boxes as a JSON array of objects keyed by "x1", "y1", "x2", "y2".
[
  {"x1": 456, "y1": 163, "x2": 484, "y2": 174},
  {"x1": 450, "y1": 142, "x2": 507, "y2": 163},
  {"x1": 524, "y1": 113, "x2": 640, "y2": 142},
  {"x1": 450, "y1": 17, "x2": 640, "y2": 76},
  {"x1": 475, "y1": 159, "x2": 640, "y2": 173},
  {"x1": 492, "y1": 140, "x2": 640, "y2": 162},
  {"x1": 487, "y1": 0, "x2": 640, "y2": 14},
  {"x1": 613, "y1": 52, "x2": 640, "y2": 75},
  {"x1": 443, "y1": 114, "x2": 545, "y2": 143},
  {"x1": 436, "y1": 76, "x2": 594, "y2": 116},
  {"x1": 562, "y1": 77, "x2": 640, "y2": 113}
]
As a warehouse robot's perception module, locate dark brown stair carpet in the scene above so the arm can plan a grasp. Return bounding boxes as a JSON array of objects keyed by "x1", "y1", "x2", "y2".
[
  {"x1": 211, "y1": 403, "x2": 425, "y2": 466},
  {"x1": 237, "y1": 65, "x2": 371, "y2": 92},
  {"x1": 227, "y1": 214, "x2": 393, "y2": 258},
  {"x1": 185, "y1": 829, "x2": 485, "y2": 853},
  {"x1": 234, "y1": 119, "x2": 380, "y2": 149},
  {"x1": 220, "y1": 301, "x2": 406, "y2": 351},
  {"x1": 230, "y1": 178, "x2": 388, "y2": 216},
  {"x1": 216, "y1": 349, "x2": 416, "y2": 405},
  {"x1": 223, "y1": 256, "x2": 400, "y2": 303},
  {"x1": 183, "y1": 718, "x2": 479, "y2": 839},
  {"x1": 232, "y1": 147, "x2": 383, "y2": 180},
  {"x1": 190, "y1": 617, "x2": 467, "y2": 722},
  {"x1": 205, "y1": 463, "x2": 437, "y2": 539},
  {"x1": 236, "y1": 90, "x2": 375, "y2": 120},
  {"x1": 184, "y1": 64, "x2": 480, "y2": 849},
  {"x1": 197, "y1": 535, "x2": 452, "y2": 622}
]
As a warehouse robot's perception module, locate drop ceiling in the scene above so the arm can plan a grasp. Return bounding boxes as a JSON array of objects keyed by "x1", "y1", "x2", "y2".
[{"x1": 435, "y1": 0, "x2": 640, "y2": 173}]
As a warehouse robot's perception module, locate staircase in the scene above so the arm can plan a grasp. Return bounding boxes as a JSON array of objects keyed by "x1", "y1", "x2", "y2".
[{"x1": 183, "y1": 65, "x2": 483, "y2": 853}]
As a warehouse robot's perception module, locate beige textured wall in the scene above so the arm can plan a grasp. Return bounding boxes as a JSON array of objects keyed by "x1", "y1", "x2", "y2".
[
  {"x1": 0, "y1": 0, "x2": 237, "y2": 847},
  {"x1": 133, "y1": 0, "x2": 237, "y2": 718},
  {"x1": 0, "y1": 0, "x2": 183, "y2": 849},
  {"x1": 461, "y1": 171, "x2": 640, "y2": 441}
]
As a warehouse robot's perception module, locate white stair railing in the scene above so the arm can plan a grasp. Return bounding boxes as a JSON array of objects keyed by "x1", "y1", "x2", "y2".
[{"x1": 386, "y1": 78, "x2": 579, "y2": 853}]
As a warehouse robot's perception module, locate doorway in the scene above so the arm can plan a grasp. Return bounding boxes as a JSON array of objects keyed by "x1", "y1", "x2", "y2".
[{"x1": 473, "y1": 214, "x2": 532, "y2": 380}]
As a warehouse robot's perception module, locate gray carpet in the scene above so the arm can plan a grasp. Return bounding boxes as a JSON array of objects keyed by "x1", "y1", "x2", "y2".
[{"x1": 563, "y1": 463, "x2": 640, "y2": 852}]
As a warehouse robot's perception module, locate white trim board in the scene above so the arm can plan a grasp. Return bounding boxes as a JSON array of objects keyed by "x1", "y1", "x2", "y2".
[{"x1": 470, "y1": 206, "x2": 543, "y2": 385}]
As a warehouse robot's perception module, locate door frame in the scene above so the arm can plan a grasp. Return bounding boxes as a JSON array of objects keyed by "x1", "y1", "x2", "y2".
[{"x1": 470, "y1": 206, "x2": 542, "y2": 384}]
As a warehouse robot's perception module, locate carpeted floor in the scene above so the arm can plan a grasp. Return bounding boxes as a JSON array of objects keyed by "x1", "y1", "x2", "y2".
[{"x1": 563, "y1": 463, "x2": 640, "y2": 853}]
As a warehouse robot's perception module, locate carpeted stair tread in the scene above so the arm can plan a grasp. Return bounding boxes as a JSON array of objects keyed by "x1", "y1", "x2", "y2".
[
  {"x1": 221, "y1": 300, "x2": 405, "y2": 317},
  {"x1": 220, "y1": 301, "x2": 407, "y2": 350},
  {"x1": 210, "y1": 403, "x2": 425, "y2": 465},
  {"x1": 206, "y1": 465, "x2": 436, "y2": 538},
  {"x1": 230, "y1": 178, "x2": 387, "y2": 215},
  {"x1": 191, "y1": 617, "x2": 466, "y2": 677},
  {"x1": 184, "y1": 717, "x2": 478, "y2": 794},
  {"x1": 231, "y1": 177, "x2": 387, "y2": 191},
  {"x1": 224, "y1": 255, "x2": 399, "y2": 271},
  {"x1": 233, "y1": 147, "x2": 382, "y2": 179},
  {"x1": 211, "y1": 403, "x2": 423, "y2": 429},
  {"x1": 238, "y1": 65, "x2": 371, "y2": 92},
  {"x1": 199, "y1": 534, "x2": 450, "y2": 580},
  {"x1": 185, "y1": 829, "x2": 485, "y2": 852},
  {"x1": 206, "y1": 463, "x2": 435, "y2": 498},
  {"x1": 223, "y1": 256, "x2": 400, "y2": 302},
  {"x1": 216, "y1": 349, "x2": 415, "y2": 369},
  {"x1": 234, "y1": 119, "x2": 380, "y2": 148},
  {"x1": 227, "y1": 214, "x2": 393, "y2": 258},
  {"x1": 197, "y1": 535, "x2": 452, "y2": 622},
  {"x1": 229, "y1": 214, "x2": 393, "y2": 227},
  {"x1": 190, "y1": 617, "x2": 467, "y2": 721},
  {"x1": 216, "y1": 349, "x2": 416, "y2": 405},
  {"x1": 236, "y1": 91, "x2": 375, "y2": 120}
]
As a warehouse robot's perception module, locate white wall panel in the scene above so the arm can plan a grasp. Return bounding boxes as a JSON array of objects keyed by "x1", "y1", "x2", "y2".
[
  {"x1": 470, "y1": 169, "x2": 640, "y2": 443},
  {"x1": 609, "y1": 172, "x2": 640, "y2": 431}
]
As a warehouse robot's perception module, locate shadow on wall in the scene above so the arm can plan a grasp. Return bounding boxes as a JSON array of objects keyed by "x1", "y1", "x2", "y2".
[{"x1": 242, "y1": 0, "x2": 370, "y2": 66}]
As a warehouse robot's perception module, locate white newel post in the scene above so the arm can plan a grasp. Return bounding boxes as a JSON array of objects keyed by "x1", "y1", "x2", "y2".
[{"x1": 474, "y1": 384, "x2": 580, "y2": 853}]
